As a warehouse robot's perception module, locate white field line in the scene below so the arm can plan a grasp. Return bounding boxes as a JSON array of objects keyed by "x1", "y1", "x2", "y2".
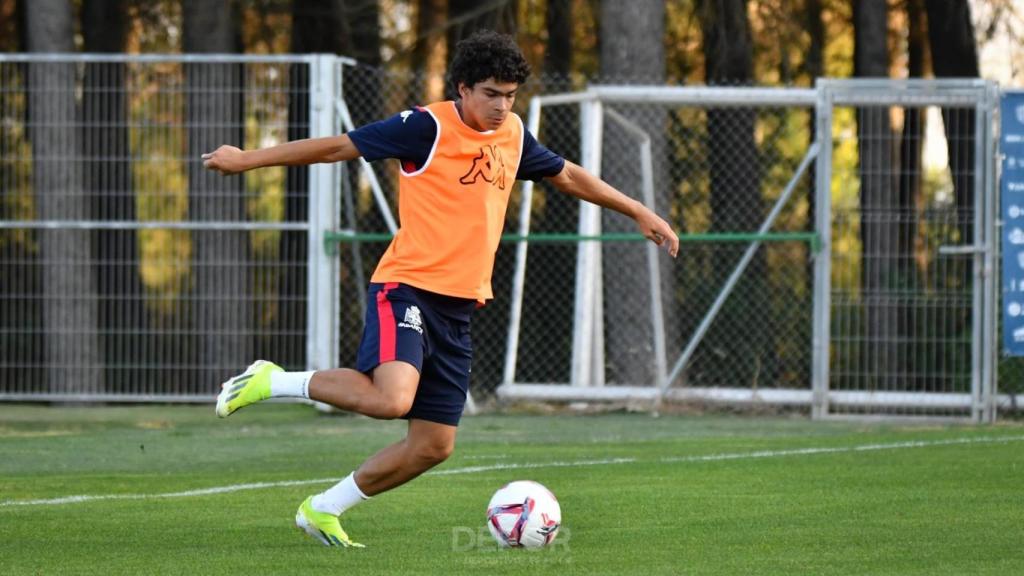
[{"x1": 2, "y1": 435, "x2": 1022, "y2": 509}]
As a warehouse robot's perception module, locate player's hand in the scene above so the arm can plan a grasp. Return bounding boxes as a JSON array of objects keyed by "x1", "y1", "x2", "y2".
[
  {"x1": 635, "y1": 207, "x2": 679, "y2": 258},
  {"x1": 201, "y1": 145, "x2": 247, "y2": 175}
]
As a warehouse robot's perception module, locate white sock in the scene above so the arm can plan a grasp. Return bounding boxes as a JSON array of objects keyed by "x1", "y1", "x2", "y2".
[
  {"x1": 311, "y1": 473, "x2": 369, "y2": 516},
  {"x1": 269, "y1": 370, "x2": 315, "y2": 399}
]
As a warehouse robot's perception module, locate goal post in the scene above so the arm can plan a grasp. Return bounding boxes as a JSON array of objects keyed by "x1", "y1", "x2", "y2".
[{"x1": 498, "y1": 85, "x2": 822, "y2": 408}]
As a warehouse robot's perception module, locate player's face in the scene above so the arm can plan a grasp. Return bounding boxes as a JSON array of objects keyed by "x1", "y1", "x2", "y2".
[{"x1": 458, "y1": 79, "x2": 518, "y2": 131}]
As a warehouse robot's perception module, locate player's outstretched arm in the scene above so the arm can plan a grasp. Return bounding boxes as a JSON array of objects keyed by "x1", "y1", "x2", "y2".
[
  {"x1": 201, "y1": 135, "x2": 362, "y2": 175},
  {"x1": 546, "y1": 160, "x2": 679, "y2": 258}
]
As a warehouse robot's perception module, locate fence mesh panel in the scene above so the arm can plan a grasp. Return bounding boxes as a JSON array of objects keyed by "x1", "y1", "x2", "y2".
[
  {"x1": 828, "y1": 103, "x2": 978, "y2": 417},
  {"x1": 1, "y1": 57, "x2": 1014, "y2": 418},
  {"x1": 0, "y1": 57, "x2": 310, "y2": 399},
  {"x1": 337, "y1": 65, "x2": 817, "y2": 396}
]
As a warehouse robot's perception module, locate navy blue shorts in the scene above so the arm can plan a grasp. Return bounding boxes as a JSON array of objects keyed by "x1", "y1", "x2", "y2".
[{"x1": 356, "y1": 282, "x2": 476, "y2": 426}]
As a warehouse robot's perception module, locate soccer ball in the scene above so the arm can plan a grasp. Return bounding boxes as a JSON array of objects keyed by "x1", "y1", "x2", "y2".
[{"x1": 486, "y1": 480, "x2": 561, "y2": 548}]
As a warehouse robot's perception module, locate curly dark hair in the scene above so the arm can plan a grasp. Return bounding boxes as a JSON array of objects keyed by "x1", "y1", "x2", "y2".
[{"x1": 447, "y1": 29, "x2": 531, "y2": 95}]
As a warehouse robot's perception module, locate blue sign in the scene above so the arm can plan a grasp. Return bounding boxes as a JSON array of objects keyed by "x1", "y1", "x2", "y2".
[{"x1": 1001, "y1": 91, "x2": 1024, "y2": 355}]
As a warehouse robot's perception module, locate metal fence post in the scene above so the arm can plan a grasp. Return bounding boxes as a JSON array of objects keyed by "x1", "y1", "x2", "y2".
[
  {"x1": 306, "y1": 54, "x2": 339, "y2": 371},
  {"x1": 570, "y1": 99, "x2": 603, "y2": 387},
  {"x1": 503, "y1": 96, "x2": 545, "y2": 388},
  {"x1": 982, "y1": 84, "x2": 1000, "y2": 423},
  {"x1": 811, "y1": 81, "x2": 833, "y2": 420},
  {"x1": 970, "y1": 87, "x2": 988, "y2": 423}
]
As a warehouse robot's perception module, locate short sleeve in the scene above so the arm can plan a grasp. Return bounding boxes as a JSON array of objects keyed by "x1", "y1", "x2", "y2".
[
  {"x1": 515, "y1": 130, "x2": 566, "y2": 182},
  {"x1": 347, "y1": 107, "x2": 438, "y2": 170}
]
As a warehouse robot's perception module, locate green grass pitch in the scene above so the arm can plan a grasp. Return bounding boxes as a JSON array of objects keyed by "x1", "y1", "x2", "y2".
[{"x1": 1, "y1": 404, "x2": 1022, "y2": 575}]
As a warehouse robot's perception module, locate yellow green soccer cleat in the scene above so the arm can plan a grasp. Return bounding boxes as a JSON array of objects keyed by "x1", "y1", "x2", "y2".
[
  {"x1": 214, "y1": 360, "x2": 282, "y2": 418},
  {"x1": 295, "y1": 496, "x2": 365, "y2": 548}
]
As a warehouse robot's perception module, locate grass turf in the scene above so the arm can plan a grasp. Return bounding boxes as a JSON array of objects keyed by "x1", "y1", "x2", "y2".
[{"x1": 1, "y1": 404, "x2": 1022, "y2": 575}]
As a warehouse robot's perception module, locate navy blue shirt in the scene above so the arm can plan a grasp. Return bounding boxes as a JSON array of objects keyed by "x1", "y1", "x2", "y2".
[{"x1": 348, "y1": 105, "x2": 566, "y2": 181}]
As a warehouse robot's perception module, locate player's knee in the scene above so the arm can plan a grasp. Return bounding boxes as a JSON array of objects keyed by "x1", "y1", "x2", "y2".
[
  {"x1": 371, "y1": 396, "x2": 413, "y2": 420},
  {"x1": 414, "y1": 439, "x2": 454, "y2": 466},
  {"x1": 367, "y1": 363, "x2": 418, "y2": 419}
]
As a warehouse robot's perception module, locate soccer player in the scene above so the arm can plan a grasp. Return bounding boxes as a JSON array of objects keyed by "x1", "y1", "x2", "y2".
[{"x1": 202, "y1": 30, "x2": 678, "y2": 548}]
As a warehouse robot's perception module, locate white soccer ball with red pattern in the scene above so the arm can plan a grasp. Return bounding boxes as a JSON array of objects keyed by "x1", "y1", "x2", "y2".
[{"x1": 486, "y1": 480, "x2": 561, "y2": 548}]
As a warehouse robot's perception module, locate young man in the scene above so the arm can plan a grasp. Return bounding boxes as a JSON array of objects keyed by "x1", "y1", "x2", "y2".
[{"x1": 202, "y1": 30, "x2": 678, "y2": 548}]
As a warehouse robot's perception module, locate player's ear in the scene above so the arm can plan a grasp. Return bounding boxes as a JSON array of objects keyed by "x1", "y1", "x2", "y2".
[{"x1": 457, "y1": 82, "x2": 471, "y2": 99}]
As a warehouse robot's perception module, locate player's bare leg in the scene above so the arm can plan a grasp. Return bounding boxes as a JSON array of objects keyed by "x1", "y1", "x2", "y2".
[
  {"x1": 352, "y1": 418, "x2": 457, "y2": 495},
  {"x1": 216, "y1": 360, "x2": 419, "y2": 419},
  {"x1": 308, "y1": 361, "x2": 420, "y2": 419}
]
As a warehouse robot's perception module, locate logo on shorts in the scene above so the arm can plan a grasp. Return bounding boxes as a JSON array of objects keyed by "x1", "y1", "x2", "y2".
[{"x1": 399, "y1": 305, "x2": 423, "y2": 334}]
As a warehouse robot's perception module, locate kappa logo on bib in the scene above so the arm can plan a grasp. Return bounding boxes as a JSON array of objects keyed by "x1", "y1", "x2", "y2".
[{"x1": 460, "y1": 145, "x2": 507, "y2": 190}]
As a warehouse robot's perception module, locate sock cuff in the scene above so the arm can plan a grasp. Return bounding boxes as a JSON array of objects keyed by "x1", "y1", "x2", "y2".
[
  {"x1": 310, "y1": 472, "x2": 370, "y2": 516},
  {"x1": 269, "y1": 370, "x2": 315, "y2": 399},
  {"x1": 349, "y1": 473, "x2": 370, "y2": 500}
]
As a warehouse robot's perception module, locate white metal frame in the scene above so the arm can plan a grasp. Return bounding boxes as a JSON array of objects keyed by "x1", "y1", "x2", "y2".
[
  {"x1": 500, "y1": 86, "x2": 819, "y2": 406},
  {"x1": 817, "y1": 79, "x2": 1000, "y2": 422},
  {"x1": 498, "y1": 81, "x2": 1013, "y2": 422}
]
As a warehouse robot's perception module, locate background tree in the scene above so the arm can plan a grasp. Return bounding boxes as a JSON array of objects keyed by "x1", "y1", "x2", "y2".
[
  {"x1": 854, "y1": 0, "x2": 899, "y2": 388},
  {"x1": 27, "y1": 0, "x2": 104, "y2": 394},
  {"x1": 344, "y1": 0, "x2": 383, "y2": 126},
  {"x1": 923, "y1": 0, "x2": 980, "y2": 386},
  {"x1": 925, "y1": 0, "x2": 979, "y2": 289},
  {"x1": 697, "y1": 0, "x2": 771, "y2": 387},
  {"x1": 280, "y1": 0, "x2": 349, "y2": 371},
  {"x1": 410, "y1": 0, "x2": 448, "y2": 103},
  {"x1": 599, "y1": 0, "x2": 675, "y2": 387},
  {"x1": 183, "y1": 0, "x2": 251, "y2": 382},
  {"x1": 805, "y1": 0, "x2": 824, "y2": 237},
  {"x1": 82, "y1": 0, "x2": 139, "y2": 392},
  {"x1": 925, "y1": 0, "x2": 979, "y2": 227},
  {"x1": 896, "y1": 0, "x2": 929, "y2": 380}
]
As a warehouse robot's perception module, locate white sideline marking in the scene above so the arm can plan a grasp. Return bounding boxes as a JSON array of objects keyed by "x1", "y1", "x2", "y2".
[
  {"x1": 659, "y1": 435, "x2": 1024, "y2": 463},
  {"x1": 3, "y1": 435, "x2": 1022, "y2": 509}
]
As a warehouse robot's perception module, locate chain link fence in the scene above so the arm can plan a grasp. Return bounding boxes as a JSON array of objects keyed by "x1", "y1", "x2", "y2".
[
  {"x1": 0, "y1": 55, "x2": 315, "y2": 400},
  {"x1": 2, "y1": 56, "x2": 1019, "y2": 419},
  {"x1": 337, "y1": 66, "x2": 818, "y2": 398}
]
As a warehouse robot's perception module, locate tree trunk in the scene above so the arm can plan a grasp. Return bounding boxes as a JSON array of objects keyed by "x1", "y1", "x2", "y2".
[
  {"x1": 544, "y1": 0, "x2": 572, "y2": 82},
  {"x1": 925, "y1": 0, "x2": 978, "y2": 293},
  {"x1": 599, "y1": 0, "x2": 674, "y2": 387},
  {"x1": 699, "y1": 0, "x2": 770, "y2": 388},
  {"x1": 27, "y1": 0, "x2": 103, "y2": 395},
  {"x1": 411, "y1": 0, "x2": 448, "y2": 103},
  {"x1": 282, "y1": 0, "x2": 348, "y2": 370},
  {"x1": 281, "y1": 0, "x2": 346, "y2": 371},
  {"x1": 898, "y1": 0, "x2": 928, "y2": 381},
  {"x1": 925, "y1": 0, "x2": 979, "y2": 225},
  {"x1": 344, "y1": 0, "x2": 382, "y2": 127},
  {"x1": 82, "y1": 0, "x2": 139, "y2": 394},
  {"x1": 854, "y1": 0, "x2": 899, "y2": 389},
  {"x1": 924, "y1": 0, "x2": 979, "y2": 384},
  {"x1": 183, "y1": 0, "x2": 251, "y2": 381},
  {"x1": 805, "y1": 0, "x2": 823, "y2": 234},
  {"x1": 803, "y1": 0, "x2": 824, "y2": 384}
]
